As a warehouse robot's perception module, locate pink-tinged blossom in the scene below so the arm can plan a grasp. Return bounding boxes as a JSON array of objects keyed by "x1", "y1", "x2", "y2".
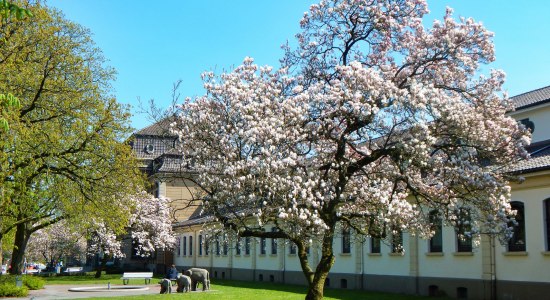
[
  {"x1": 171, "y1": 1, "x2": 530, "y2": 299},
  {"x1": 88, "y1": 191, "x2": 176, "y2": 259},
  {"x1": 26, "y1": 221, "x2": 87, "y2": 266}
]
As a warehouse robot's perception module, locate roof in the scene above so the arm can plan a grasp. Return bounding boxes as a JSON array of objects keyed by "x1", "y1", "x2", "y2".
[
  {"x1": 510, "y1": 85, "x2": 550, "y2": 111},
  {"x1": 511, "y1": 140, "x2": 550, "y2": 174},
  {"x1": 134, "y1": 117, "x2": 177, "y2": 137},
  {"x1": 173, "y1": 215, "x2": 214, "y2": 228}
]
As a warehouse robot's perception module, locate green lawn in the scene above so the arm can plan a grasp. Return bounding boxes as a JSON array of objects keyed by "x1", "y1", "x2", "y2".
[{"x1": 43, "y1": 274, "x2": 439, "y2": 300}]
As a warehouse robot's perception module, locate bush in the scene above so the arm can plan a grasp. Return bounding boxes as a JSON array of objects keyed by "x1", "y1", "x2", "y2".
[
  {"x1": 0, "y1": 283, "x2": 29, "y2": 297},
  {"x1": 0, "y1": 274, "x2": 45, "y2": 290},
  {"x1": 23, "y1": 275, "x2": 45, "y2": 290}
]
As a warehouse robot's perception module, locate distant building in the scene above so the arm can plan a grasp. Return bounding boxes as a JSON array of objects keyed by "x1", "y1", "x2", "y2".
[{"x1": 133, "y1": 87, "x2": 550, "y2": 299}]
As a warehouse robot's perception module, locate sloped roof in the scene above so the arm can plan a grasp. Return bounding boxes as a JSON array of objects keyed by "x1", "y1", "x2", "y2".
[
  {"x1": 510, "y1": 85, "x2": 550, "y2": 111},
  {"x1": 511, "y1": 140, "x2": 550, "y2": 174},
  {"x1": 134, "y1": 117, "x2": 177, "y2": 137}
]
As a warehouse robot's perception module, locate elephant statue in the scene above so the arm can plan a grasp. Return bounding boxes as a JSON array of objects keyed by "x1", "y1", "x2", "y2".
[
  {"x1": 184, "y1": 268, "x2": 210, "y2": 291},
  {"x1": 159, "y1": 278, "x2": 172, "y2": 294},
  {"x1": 176, "y1": 274, "x2": 191, "y2": 293}
]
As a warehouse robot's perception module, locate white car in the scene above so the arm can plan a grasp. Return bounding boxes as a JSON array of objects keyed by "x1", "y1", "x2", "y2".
[{"x1": 1, "y1": 264, "x2": 7, "y2": 275}]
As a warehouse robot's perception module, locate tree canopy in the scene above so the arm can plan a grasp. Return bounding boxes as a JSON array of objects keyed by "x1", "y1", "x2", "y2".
[
  {"x1": 170, "y1": 1, "x2": 530, "y2": 299},
  {"x1": 0, "y1": 2, "x2": 146, "y2": 274}
]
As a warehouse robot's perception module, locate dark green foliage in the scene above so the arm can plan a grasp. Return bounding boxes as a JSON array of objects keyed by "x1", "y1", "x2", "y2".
[
  {"x1": 0, "y1": 274, "x2": 45, "y2": 290},
  {"x1": 23, "y1": 275, "x2": 45, "y2": 290},
  {"x1": 0, "y1": 283, "x2": 28, "y2": 297}
]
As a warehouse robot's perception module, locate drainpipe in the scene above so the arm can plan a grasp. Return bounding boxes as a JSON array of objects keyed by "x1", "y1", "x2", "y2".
[
  {"x1": 282, "y1": 240, "x2": 286, "y2": 284},
  {"x1": 360, "y1": 238, "x2": 364, "y2": 290},
  {"x1": 490, "y1": 234, "x2": 497, "y2": 300}
]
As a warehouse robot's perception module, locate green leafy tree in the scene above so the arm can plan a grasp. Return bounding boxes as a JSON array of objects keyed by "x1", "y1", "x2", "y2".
[
  {"x1": 0, "y1": 3, "x2": 144, "y2": 274},
  {"x1": 0, "y1": 1, "x2": 30, "y2": 132}
]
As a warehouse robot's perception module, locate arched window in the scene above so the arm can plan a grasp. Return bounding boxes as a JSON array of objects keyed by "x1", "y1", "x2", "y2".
[
  {"x1": 189, "y1": 236, "x2": 193, "y2": 256},
  {"x1": 205, "y1": 235, "x2": 209, "y2": 255},
  {"x1": 342, "y1": 227, "x2": 351, "y2": 254},
  {"x1": 271, "y1": 227, "x2": 278, "y2": 255},
  {"x1": 289, "y1": 242, "x2": 297, "y2": 255},
  {"x1": 198, "y1": 234, "x2": 203, "y2": 256},
  {"x1": 260, "y1": 237, "x2": 267, "y2": 255},
  {"x1": 245, "y1": 237, "x2": 251, "y2": 255},
  {"x1": 429, "y1": 211, "x2": 443, "y2": 253},
  {"x1": 236, "y1": 237, "x2": 241, "y2": 255},
  {"x1": 508, "y1": 201, "x2": 526, "y2": 252},
  {"x1": 223, "y1": 234, "x2": 228, "y2": 255},
  {"x1": 455, "y1": 208, "x2": 472, "y2": 252},
  {"x1": 370, "y1": 237, "x2": 381, "y2": 253},
  {"x1": 391, "y1": 229, "x2": 403, "y2": 253},
  {"x1": 183, "y1": 236, "x2": 187, "y2": 256}
]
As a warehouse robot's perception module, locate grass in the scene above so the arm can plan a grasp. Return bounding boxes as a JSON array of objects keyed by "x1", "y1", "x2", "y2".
[{"x1": 43, "y1": 274, "x2": 438, "y2": 300}]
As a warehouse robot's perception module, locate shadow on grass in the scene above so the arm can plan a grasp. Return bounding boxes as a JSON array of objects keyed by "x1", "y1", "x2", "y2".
[{"x1": 212, "y1": 279, "x2": 434, "y2": 300}]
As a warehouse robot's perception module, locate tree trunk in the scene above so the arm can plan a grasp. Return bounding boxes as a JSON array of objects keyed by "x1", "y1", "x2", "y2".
[
  {"x1": 95, "y1": 254, "x2": 109, "y2": 278},
  {"x1": 9, "y1": 222, "x2": 30, "y2": 275},
  {"x1": 305, "y1": 227, "x2": 336, "y2": 300}
]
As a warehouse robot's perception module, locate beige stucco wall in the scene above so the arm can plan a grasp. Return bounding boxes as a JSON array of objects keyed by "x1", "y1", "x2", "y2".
[
  {"x1": 509, "y1": 103, "x2": 550, "y2": 143},
  {"x1": 495, "y1": 177, "x2": 550, "y2": 282}
]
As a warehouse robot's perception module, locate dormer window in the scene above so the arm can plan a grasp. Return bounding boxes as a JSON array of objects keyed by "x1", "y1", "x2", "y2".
[
  {"x1": 519, "y1": 118, "x2": 535, "y2": 133},
  {"x1": 145, "y1": 144, "x2": 155, "y2": 154}
]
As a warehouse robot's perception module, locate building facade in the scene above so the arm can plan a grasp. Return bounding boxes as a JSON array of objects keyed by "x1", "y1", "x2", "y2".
[{"x1": 133, "y1": 87, "x2": 550, "y2": 299}]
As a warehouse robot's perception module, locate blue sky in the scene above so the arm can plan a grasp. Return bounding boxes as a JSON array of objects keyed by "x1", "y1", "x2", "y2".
[{"x1": 48, "y1": 0, "x2": 550, "y2": 130}]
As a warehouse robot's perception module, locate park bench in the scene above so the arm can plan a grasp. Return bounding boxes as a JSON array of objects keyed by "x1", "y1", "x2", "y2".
[
  {"x1": 64, "y1": 267, "x2": 84, "y2": 275},
  {"x1": 120, "y1": 272, "x2": 153, "y2": 285}
]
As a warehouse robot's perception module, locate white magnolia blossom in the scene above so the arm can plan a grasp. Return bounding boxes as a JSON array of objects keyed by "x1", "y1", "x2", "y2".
[
  {"x1": 26, "y1": 221, "x2": 87, "y2": 266},
  {"x1": 88, "y1": 191, "x2": 176, "y2": 259},
  {"x1": 170, "y1": 0, "x2": 530, "y2": 298}
]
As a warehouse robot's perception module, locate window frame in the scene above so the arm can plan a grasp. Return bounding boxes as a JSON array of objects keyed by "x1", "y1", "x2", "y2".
[{"x1": 508, "y1": 201, "x2": 526, "y2": 252}]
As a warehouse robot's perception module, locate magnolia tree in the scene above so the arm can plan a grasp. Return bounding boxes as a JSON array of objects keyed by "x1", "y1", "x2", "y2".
[
  {"x1": 25, "y1": 221, "x2": 86, "y2": 269},
  {"x1": 171, "y1": 1, "x2": 530, "y2": 299},
  {"x1": 88, "y1": 191, "x2": 175, "y2": 278}
]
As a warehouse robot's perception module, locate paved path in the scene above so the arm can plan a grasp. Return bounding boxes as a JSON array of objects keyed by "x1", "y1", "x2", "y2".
[{"x1": 6, "y1": 284, "x2": 161, "y2": 300}]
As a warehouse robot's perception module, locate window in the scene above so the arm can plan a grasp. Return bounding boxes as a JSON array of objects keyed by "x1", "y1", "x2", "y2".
[
  {"x1": 260, "y1": 237, "x2": 267, "y2": 255},
  {"x1": 223, "y1": 235, "x2": 228, "y2": 255},
  {"x1": 545, "y1": 199, "x2": 550, "y2": 251},
  {"x1": 456, "y1": 208, "x2": 472, "y2": 252},
  {"x1": 183, "y1": 237, "x2": 187, "y2": 256},
  {"x1": 245, "y1": 237, "x2": 251, "y2": 255},
  {"x1": 519, "y1": 118, "x2": 535, "y2": 133},
  {"x1": 271, "y1": 227, "x2": 278, "y2": 255},
  {"x1": 289, "y1": 242, "x2": 297, "y2": 255},
  {"x1": 391, "y1": 229, "x2": 403, "y2": 253},
  {"x1": 215, "y1": 237, "x2": 220, "y2": 255},
  {"x1": 189, "y1": 236, "x2": 193, "y2": 256},
  {"x1": 370, "y1": 237, "x2": 380, "y2": 254},
  {"x1": 342, "y1": 227, "x2": 351, "y2": 254},
  {"x1": 205, "y1": 235, "x2": 210, "y2": 255},
  {"x1": 176, "y1": 237, "x2": 181, "y2": 256},
  {"x1": 508, "y1": 201, "x2": 526, "y2": 252},
  {"x1": 236, "y1": 237, "x2": 241, "y2": 255},
  {"x1": 199, "y1": 234, "x2": 203, "y2": 256},
  {"x1": 429, "y1": 211, "x2": 443, "y2": 253}
]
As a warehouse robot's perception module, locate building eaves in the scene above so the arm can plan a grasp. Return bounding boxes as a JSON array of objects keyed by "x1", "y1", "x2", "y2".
[
  {"x1": 510, "y1": 85, "x2": 550, "y2": 111},
  {"x1": 511, "y1": 140, "x2": 550, "y2": 174}
]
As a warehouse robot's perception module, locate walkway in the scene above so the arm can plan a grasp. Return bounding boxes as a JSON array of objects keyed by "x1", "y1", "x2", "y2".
[{"x1": 6, "y1": 284, "x2": 161, "y2": 300}]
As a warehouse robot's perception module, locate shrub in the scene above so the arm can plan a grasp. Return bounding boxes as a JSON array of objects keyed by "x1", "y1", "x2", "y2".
[
  {"x1": 0, "y1": 283, "x2": 29, "y2": 297},
  {"x1": 23, "y1": 275, "x2": 45, "y2": 290},
  {"x1": 0, "y1": 274, "x2": 45, "y2": 290}
]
